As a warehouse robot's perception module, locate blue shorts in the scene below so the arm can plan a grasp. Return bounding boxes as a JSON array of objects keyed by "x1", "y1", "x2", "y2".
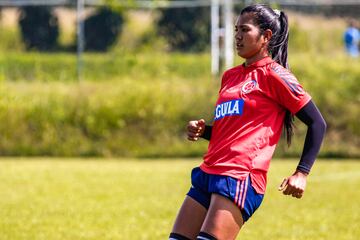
[{"x1": 187, "y1": 167, "x2": 264, "y2": 222}]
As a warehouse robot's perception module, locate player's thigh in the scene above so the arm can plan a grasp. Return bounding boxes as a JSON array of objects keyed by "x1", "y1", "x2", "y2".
[
  {"x1": 171, "y1": 196, "x2": 208, "y2": 239},
  {"x1": 201, "y1": 194, "x2": 244, "y2": 240}
]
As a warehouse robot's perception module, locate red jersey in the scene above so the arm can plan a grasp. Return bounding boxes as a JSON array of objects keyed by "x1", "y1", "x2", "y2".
[{"x1": 200, "y1": 57, "x2": 311, "y2": 194}]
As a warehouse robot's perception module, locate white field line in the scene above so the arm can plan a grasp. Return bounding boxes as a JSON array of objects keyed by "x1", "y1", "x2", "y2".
[{"x1": 309, "y1": 171, "x2": 360, "y2": 183}]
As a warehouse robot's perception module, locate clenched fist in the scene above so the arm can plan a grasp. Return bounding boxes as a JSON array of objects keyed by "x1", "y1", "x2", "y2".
[{"x1": 187, "y1": 119, "x2": 206, "y2": 141}]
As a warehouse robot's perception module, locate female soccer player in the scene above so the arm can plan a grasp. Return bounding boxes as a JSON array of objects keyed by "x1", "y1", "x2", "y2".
[{"x1": 169, "y1": 4, "x2": 327, "y2": 240}]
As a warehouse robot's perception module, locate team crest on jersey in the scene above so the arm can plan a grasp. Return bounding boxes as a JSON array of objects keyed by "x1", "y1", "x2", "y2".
[{"x1": 241, "y1": 79, "x2": 257, "y2": 94}]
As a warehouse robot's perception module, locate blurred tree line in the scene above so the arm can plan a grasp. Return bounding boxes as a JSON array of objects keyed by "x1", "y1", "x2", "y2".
[
  {"x1": 15, "y1": 2, "x2": 213, "y2": 52},
  {"x1": 18, "y1": 6, "x2": 124, "y2": 51},
  {"x1": 3, "y1": 1, "x2": 360, "y2": 52}
]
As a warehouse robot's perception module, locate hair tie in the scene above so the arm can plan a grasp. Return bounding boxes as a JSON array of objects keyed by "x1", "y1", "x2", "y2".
[{"x1": 273, "y1": 9, "x2": 281, "y2": 17}]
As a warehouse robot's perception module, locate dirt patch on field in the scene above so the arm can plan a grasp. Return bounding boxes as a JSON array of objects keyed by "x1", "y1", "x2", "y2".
[{"x1": 0, "y1": 7, "x2": 20, "y2": 27}]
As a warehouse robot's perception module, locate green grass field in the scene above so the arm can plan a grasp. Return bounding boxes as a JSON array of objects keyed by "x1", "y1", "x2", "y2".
[{"x1": 0, "y1": 158, "x2": 359, "y2": 240}]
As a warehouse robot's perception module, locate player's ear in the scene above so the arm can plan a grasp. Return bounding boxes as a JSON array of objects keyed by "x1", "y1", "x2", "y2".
[{"x1": 263, "y1": 29, "x2": 273, "y2": 43}]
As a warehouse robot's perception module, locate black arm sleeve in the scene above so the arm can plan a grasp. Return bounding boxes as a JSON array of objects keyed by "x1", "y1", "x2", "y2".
[
  {"x1": 200, "y1": 125, "x2": 212, "y2": 141},
  {"x1": 295, "y1": 100, "x2": 327, "y2": 174}
]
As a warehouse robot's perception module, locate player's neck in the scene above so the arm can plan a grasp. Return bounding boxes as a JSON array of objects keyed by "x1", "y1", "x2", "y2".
[{"x1": 245, "y1": 50, "x2": 270, "y2": 66}]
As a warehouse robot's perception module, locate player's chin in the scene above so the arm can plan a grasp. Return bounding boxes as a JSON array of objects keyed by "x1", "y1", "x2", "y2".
[
  {"x1": 236, "y1": 48, "x2": 250, "y2": 58},
  {"x1": 236, "y1": 48, "x2": 244, "y2": 57}
]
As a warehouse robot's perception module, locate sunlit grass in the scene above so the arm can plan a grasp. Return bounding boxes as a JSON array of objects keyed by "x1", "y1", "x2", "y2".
[{"x1": 0, "y1": 158, "x2": 359, "y2": 239}]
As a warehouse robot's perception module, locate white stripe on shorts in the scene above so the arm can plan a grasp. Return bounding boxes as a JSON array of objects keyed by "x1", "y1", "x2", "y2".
[
  {"x1": 241, "y1": 176, "x2": 249, "y2": 209},
  {"x1": 234, "y1": 179, "x2": 240, "y2": 205},
  {"x1": 237, "y1": 179, "x2": 245, "y2": 207}
]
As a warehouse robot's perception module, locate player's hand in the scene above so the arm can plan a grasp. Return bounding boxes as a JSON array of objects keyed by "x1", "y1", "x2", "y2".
[
  {"x1": 187, "y1": 119, "x2": 206, "y2": 141},
  {"x1": 278, "y1": 170, "x2": 308, "y2": 199}
]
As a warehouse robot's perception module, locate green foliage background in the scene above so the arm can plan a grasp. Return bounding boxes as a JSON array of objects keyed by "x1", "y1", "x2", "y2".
[
  {"x1": 157, "y1": 3, "x2": 210, "y2": 52},
  {"x1": 0, "y1": 10, "x2": 359, "y2": 157}
]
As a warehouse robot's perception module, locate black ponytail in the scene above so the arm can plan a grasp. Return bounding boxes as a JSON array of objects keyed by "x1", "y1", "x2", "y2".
[
  {"x1": 274, "y1": 11, "x2": 294, "y2": 146},
  {"x1": 270, "y1": 11, "x2": 289, "y2": 69},
  {"x1": 241, "y1": 4, "x2": 294, "y2": 146}
]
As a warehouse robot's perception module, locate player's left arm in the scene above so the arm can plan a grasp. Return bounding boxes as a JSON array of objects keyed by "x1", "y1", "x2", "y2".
[{"x1": 279, "y1": 100, "x2": 327, "y2": 198}]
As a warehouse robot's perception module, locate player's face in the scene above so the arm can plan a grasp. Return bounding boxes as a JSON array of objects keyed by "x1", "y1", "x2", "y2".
[{"x1": 235, "y1": 13, "x2": 267, "y2": 60}]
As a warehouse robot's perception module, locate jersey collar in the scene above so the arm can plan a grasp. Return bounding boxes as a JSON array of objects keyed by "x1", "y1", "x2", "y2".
[{"x1": 242, "y1": 56, "x2": 274, "y2": 69}]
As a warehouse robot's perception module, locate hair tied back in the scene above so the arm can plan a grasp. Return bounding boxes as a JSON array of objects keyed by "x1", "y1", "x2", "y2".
[{"x1": 273, "y1": 9, "x2": 281, "y2": 17}]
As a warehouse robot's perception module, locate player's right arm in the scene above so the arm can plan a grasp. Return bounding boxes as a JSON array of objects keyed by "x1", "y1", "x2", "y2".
[
  {"x1": 186, "y1": 119, "x2": 212, "y2": 141},
  {"x1": 186, "y1": 70, "x2": 229, "y2": 142}
]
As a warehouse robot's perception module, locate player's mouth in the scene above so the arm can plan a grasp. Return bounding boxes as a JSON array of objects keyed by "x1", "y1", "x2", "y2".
[{"x1": 236, "y1": 43, "x2": 244, "y2": 49}]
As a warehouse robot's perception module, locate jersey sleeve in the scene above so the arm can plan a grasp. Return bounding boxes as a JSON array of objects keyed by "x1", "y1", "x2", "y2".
[
  {"x1": 266, "y1": 64, "x2": 311, "y2": 114},
  {"x1": 219, "y1": 70, "x2": 230, "y2": 93}
]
